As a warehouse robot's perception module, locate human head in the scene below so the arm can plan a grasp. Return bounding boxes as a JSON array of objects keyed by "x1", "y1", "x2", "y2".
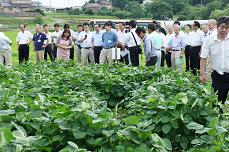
[
  {"x1": 83, "y1": 22, "x2": 89, "y2": 32},
  {"x1": 61, "y1": 29, "x2": 71, "y2": 39},
  {"x1": 94, "y1": 24, "x2": 101, "y2": 32},
  {"x1": 166, "y1": 25, "x2": 173, "y2": 34},
  {"x1": 104, "y1": 21, "x2": 112, "y2": 31},
  {"x1": 185, "y1": 24, "x2": 191, "y2": 33},
  {"x1": 54, "y1": 23, "x2": 60, "y2": 32},
  {"x1": 35, "y1": 24, "x2": 42, "y2": 33},
  {"x1": 192, "y1": 21, "x2": 201, "y2": 31},
  {"x1": 208, "y1": 19, "x2": 217, "y2": 31},
  {"x1": 173, "y1": 24, "x2": 180, "y2": 35},
  {"x1": 77, "y1": 24, "x2": 83, "y2": 32},
  {"x1": 148, "y1": 23, "x2": 156, "y2": 34},
  {"x1": 202, "y1": 24, "x2": 209, "y2": 34},
  {"x1": 173, "y1": 20, "x2": 181, "y2": 26},
  {"x1": 129, "y1": 20, "x2": 137, "y2": 29},
  {"x1": 115, "y1": 23, "x2": 120, "y2": 31},
  {"x1": 119, "y1": 22, "x2": 126, "y2": 31},
  {"x1": 64, "y1": 24, "x2": 70, "y2": 30},
  {"x1": 19, "y1": 23, "x2": 26, "y2": 32},
  {"x1": 217, "y1": 16, "x2": 229, "y2": 39},
  {"x1": 135, "y1": 27, "x2": 146, "y2": 39},
  {"x1": 43, "y1": 24, "x2": 49, "y2": 32}
]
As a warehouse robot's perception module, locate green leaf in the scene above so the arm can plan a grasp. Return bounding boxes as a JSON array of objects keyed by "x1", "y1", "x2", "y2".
[
  {"x1": 74, "y1": 131, "x2": 86, "y2": 139},
  {"x1": 162, "y1": 124, "x2": 171, "y2": 134},
  {"x1": 209, "y1": 117, "x2": 218, "y2": 128},
  {"x1": 195, "y1": 127, "x2": 212, "y2": 134},
  {"x1": 123, "y1": 116, "x2": 140, "y2": 125},
  {"x1": 161, "y1": 138, "x2": 172, "y2": 151},
  {"x1": 160, "y1": 116, "x2": 170, "y2": 123},
  {"x1": 0, "y1": 128, "x2": 15, "y2": 142},
  {"x1": 191, "y1": 138, "x2": 204, "y2": 145},
  {"x1": 186, "y1": 122, "x2": 203, "y2": 130},
  {"x1": 0, "y1": 109, "x2": 15, "y2": 116}
]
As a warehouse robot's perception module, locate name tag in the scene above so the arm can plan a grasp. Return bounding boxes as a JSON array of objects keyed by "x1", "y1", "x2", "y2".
[
  {"x1": 38, "y1": 40, "x2": 41, "y2": 42},
  {"x1": 108, "y1": 40, "x2": 112, "y2": 43}
]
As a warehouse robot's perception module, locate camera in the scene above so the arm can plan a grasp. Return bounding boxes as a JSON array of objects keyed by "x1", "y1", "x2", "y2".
[
  {"x1": 85, "y1": 35, "x2": 87, "y2": 38},
  {"x1": 125, "y1": 29, "x2": 130, "y2": 33}
]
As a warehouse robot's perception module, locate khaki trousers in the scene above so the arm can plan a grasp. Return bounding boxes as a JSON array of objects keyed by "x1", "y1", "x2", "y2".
[
  {"x1": 76, "y1": 45, "x2": 81, "y2": 64},
  {"x1": 0, "y1": 49, "x2": 12, "y2": 67},
  {"x1": 171, "y1": 51, "x2": 182, "y2": 73},
  {"x1": 206, "y1": 56, "x2": 213, "y2": 81},
  {"x1": 81, "y1": 48, "x2": 94, "y2": 65},
  {"x1": 35, "y1": 51, "x2": 45, "y2": 63},
  {"x1": 99, "y1": 48, "x2": 113, "y2": 65}
]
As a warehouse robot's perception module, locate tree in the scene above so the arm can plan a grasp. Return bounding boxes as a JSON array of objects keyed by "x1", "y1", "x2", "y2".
[{"x1": 126, "y1": 1, "x2": 145, "y2": 18}]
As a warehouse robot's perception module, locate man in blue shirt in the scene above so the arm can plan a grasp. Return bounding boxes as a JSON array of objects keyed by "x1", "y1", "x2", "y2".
[
  {"x1": 100, "y1": 21, "x2": 118, "y2": 64},
  {"x1": 33, "y1": 24, "x2": 47, "y2": 63}
]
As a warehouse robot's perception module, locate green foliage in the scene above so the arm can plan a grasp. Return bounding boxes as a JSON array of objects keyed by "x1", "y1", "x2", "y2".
[
  {"x1": 0, "y1": 62, "x2": 228, "y2": 151},
  {"x1": 33, "y1": 16, "x2": 44, "y2": 24}
]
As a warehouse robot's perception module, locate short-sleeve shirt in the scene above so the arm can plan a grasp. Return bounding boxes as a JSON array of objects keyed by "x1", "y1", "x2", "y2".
[
  {"x1": 33, "y1": 32, "x2": 47, "y2": 51},
  {"x1": 16, "y1": 30, "x2": 33, "y2": 45},
  {"x1": 102, "y1": 31, "x2": 118, "y2": 48}
]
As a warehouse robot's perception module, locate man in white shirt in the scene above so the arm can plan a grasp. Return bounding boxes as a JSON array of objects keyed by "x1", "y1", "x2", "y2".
[
  {"x1": 126, "y1": 20, "x2": 141, "y2": 66},
  {"x1": 165, "y1": 25, "x2": 174, "y2": 67},
  {"x1": 78, "y1": 22, "x2": 94, "y2": 65},
  {"x1": 51, "y1": 23, "x2": 62, "y2": 59},
  {"x1": 92, "y1": 24, "x2": 103, "y2": 64},
  {"x1": 184, "y1": 24, "x2": 192, "y2": 71},
  {"x1": 16, "y1": 24, "x2": 33, "y2": 64},
  {"x1": 190, "y1": 21, "x2": 204, "y2": 75},
  {"x1": 117, "y1": 22, "x2": 129, "y2": 65},
  {"x1": 43, "y1": 24, "x2": 54, "y2": 61},
  {"x1": 0, "y1": 32, "x2": 12, "y2": 67},
  {"x1": 200, "y1": 16, "x2": 229, "y2": 106},
  {"x1": 75, "y1": 24, "x2": 83, "y2": 64}
]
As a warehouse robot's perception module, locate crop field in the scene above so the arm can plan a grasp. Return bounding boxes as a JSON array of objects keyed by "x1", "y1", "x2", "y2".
[{"x1": 0, "y1": 62, "x2": 228, "y2": 152}]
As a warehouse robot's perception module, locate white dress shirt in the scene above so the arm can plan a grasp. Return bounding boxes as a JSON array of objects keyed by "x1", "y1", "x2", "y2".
[
  {"x1": 92, "y1": 30, "x2": 103, "y2": 46},
  {"x1": 117, "y1": 30, "x2": 127, "y2": 45},
  {"x1": 190, "y1": 29, "x2": 204, "y2": 47},
  {"x1": 126, "y1": 28, "x2": 141, "y2": 47},
  {"x1": 78, "y1": 31, "x2": 93, "y2": 48},
  {"x1": 16, "y1": 30, "x2": 33, "y2": 45},
  {"x1": 201, "y1": 33, "x2": 229, "y2": 75},
  {"x1": 183, "y1": 32, "x2": 191, "y2": 46},
  {"x1": 51, "y1": 30, "x2": 62, "y2": 44},
  {"x1": 43, "y1": 31, "x2": 52, "y2": 44},
  {"x1": 165, "y1": 33, "x2": 175, "y2": 49}
]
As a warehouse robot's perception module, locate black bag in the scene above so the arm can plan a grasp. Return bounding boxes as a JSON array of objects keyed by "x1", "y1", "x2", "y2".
[{"x1": 131, "y1": 31, "x2": 142, "y2": 54}]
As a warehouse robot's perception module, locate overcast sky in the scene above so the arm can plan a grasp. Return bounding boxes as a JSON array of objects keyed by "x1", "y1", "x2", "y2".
[{"x1": 33, "y1": 0, "x2": 88, "y2": 8}]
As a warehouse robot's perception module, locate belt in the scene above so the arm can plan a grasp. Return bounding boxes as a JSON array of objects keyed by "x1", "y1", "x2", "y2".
[
  {"x1": 172, "y1": 50, "x2": 181, "y2": 51},
  {"x1": 94, "y1": 46, "x2": 102, "y2": 48},
  {"x1": 191, "y1": 46, "x2": 201, "y2": 48},
  {"x1": 82, "y1": 47, "x2": 91, "y2": 49},
  {"x1": 104, "y1": 47, "x2": 114, "y2": 49},
  {"x1": 19, "y1": 44, "x2": 28, "y2": 45}
]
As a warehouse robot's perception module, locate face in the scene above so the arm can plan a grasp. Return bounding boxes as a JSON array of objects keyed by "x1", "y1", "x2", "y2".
[
  {"x1": 94, "y1": 25, "x2": 100, "y2": 32},
  {"x1": 83, "y1": 25, "x2": 89, "y2": 32},
  {"x1": 54, "y1": 26, "x2": 59, "y2": 32},
  {"x1": 105, "y1": 25, "x2": 111, "y2": 31},
  {"x1": 119, "y1": 24, "x2": 125, "y2": 31},
  {"x1": 78, "y1": 26, "x2": 83, "y2": 32},
  {"x1": 192, "y1": 24, "x2": 198, "y2": 30},
  {"x1": 207, "y1": 23, "x2": 216, "y2": 31},
  {"x1": 167, "y1": 27, "x2": 173, "y2": 34},
  {"x1": 64, "y1": 32, "x2": 70, "y2": 38},
  {"x1": 217, "y1": 23, "x2": 229, "y2": 38},
  {"x1": 173, "y1": 26, "x2": 180, "y2": 35},
  {"x1": 185, "y1": 25, "x2": 190, "y2": 32},
  {"x1": 35, "y1": 26, "x2": 41, "y2": 33},
  {"x1": 202, "y1": 25, "x2": 208, "y2": 33},
  {"x1": 43, "y1": 26, "x2": 49, "y2": 32},
  {"x1": 19, "y1": 24, "x2": 25, "y2": 31},
  {"x1": 137, "y1": 32, "x2": 145, "y2": 39},
  {"x1": 115, "y1": 24, "x2": 120, "y2": 31}
]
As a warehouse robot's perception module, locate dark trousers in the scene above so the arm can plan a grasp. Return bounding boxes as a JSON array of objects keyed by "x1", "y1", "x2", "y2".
[
  {"x1": 94, "y1": 46, "x2": 103, "y2": 64},
  {"x1": 161, "y1": 51, "x2": 165, "y2": 67},
  {"x1": 185, "y1": 45, "x2": 191, "y2": 71},
  {"x1": 70, "y1": 46, "x2": 74, "y2": 60},
  {"x1": 44, "y1": 44, "x2": 54, "y2": 61},
  {"x1": 190, "y1": 46, "x2": 201, "y2": 75},
  {"x1": 129, "y1": 46, "x2": 139, "y2": 66},
  {"x1": 212, "y1": 71, "x2": 229, "y2": 103},
  {"x1": 120, "y1": 54, "x2": 129, "y2": 65},
  {"x1": 146, "y1": 56, "x2": 158, "y2": 67},
  {"x1": 18, "y1": 44, "x2": 29, "y2": 64},
  {"x1": 166, "y1": 52, "x2": 172, "y2": 67},
  {"x1": 53, "y1": 44, "x2": 57, "y2": 59}
]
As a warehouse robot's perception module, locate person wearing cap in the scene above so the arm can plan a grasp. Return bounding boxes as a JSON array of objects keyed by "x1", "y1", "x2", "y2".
[{"x1": 200, "y1": 16, "x2": 229, "y2": 105}]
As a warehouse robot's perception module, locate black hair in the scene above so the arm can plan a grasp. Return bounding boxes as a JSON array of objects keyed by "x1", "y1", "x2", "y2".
[
  {"x1": 159, "y1": 27, "x2": 167, "y2": 35},
  {"x1": 64, "y1": 24, "x2": 70, "y2": 29},
  {"x1": 152, "y1": 21, "x2": 158, "y2": 25},
  {"x1": 135, "y1": 27, "x2": 146, "y2": 34},
  {"x1": 77, "y1": 24, "x2": 82, "y2": 28},
  {"x1": 173, "y1": 20, "x2": 181, "y2": 26},
  {"x1": 120, "y1": 22, "x2": 126, "y2": 26},
  {"x1": 148, "y1": 23, "x2": 156, "y2": 32},
  {"x1": 217, "y1": 16, "x2": 229, "y2": 27},
  {"x1": 186, "y1": 24, "x2": 191, "y2": 29},
  {"x1": 54, "y1": 23, "x2": 60, "y2": 27},
  {"x1": 43, "y1": 24, "x2": 48, "y2": 28},
  {"x1": 19, "y1": 23, "x2": 26, "y2": 28},
  {"x1": 94, "y1": 24, "x2": 101, "y2": 27},
  {"x1": 104, "y1": 21, "x2": 112, "y2": 27},
  {"x1": 129, "y1": 20, "x2": 137, "y2": 28},
  {"x1": 193, "y1": 21, "x2": 201, "y2": 28},
  {"x1": 83, "y1": 22, "x2": 89, "y2": 27}
]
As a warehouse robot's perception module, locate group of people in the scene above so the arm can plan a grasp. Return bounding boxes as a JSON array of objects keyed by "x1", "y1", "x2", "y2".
[{"x1": 0, "y1": 16, "x2": 228, "y2": 104}]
